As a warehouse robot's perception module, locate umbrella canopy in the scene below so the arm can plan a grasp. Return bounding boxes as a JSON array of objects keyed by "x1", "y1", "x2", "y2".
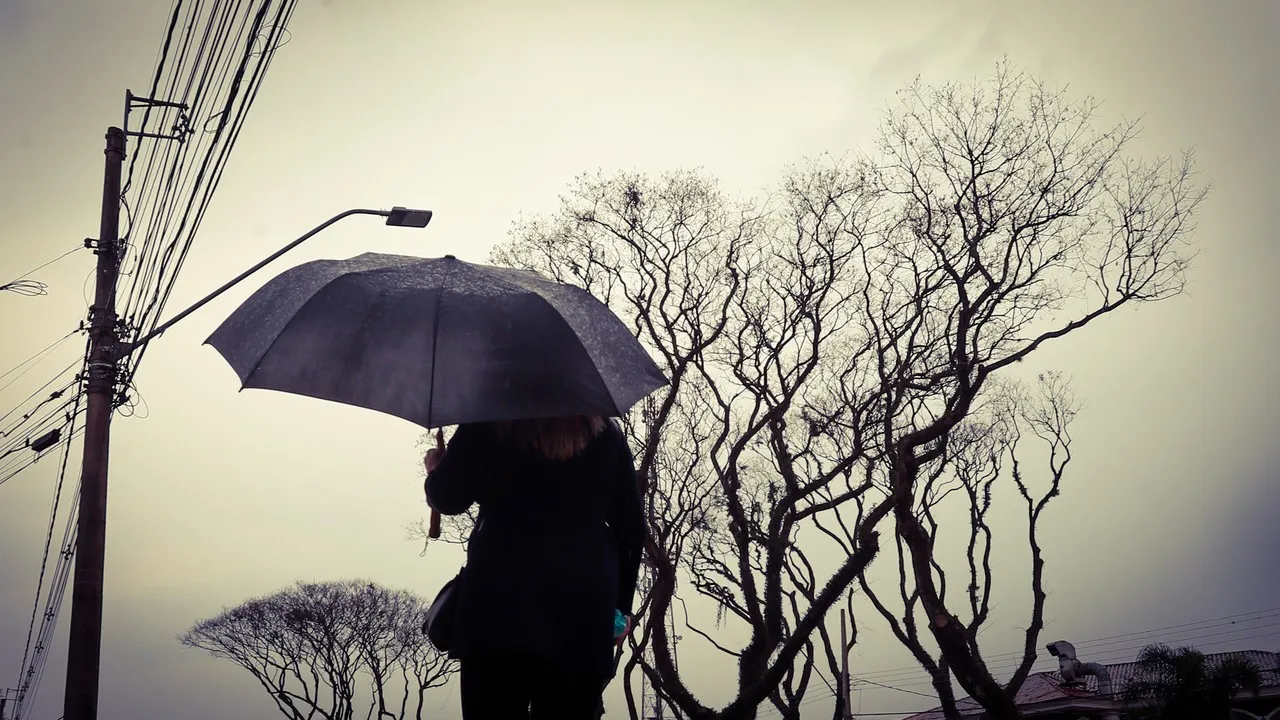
[{"x1": 205, "y1": 252, "x2": 667, "y2": 428}]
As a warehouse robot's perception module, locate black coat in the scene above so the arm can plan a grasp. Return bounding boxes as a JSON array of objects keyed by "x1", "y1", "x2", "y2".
[{"x1": 424, "y1": 420, "x2": 645, "y2": 679}]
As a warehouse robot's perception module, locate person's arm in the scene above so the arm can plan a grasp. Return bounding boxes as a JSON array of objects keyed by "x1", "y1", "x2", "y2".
[
  {"x1": 606, "y1": 423, "x2": 646, "y2": 615},
  {"x1": 424, "y1": 424, "x2": 488, "y2": 515}
]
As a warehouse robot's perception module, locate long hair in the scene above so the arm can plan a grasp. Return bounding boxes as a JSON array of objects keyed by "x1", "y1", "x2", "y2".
[{"x1": 491, "y1": 416, "x2": 608, "y2": 461}]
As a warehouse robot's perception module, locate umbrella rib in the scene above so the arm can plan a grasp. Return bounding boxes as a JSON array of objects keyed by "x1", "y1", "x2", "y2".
[
  {"x1": 425, "y1": 268, "x2": 448, "y2": 429},
  {"x1": 535, "y1": 292, "x2": 622, "y2": 417}
]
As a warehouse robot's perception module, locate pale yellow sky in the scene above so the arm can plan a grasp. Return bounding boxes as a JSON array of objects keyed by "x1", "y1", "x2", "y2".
[{"x1": 1, "y1": 1, "x2": 1277, "y2": 718}]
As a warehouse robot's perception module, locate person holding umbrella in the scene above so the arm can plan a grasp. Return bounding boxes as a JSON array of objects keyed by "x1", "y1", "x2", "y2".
[
  {"x1": 204, "y1": 251, "x2": 668, "y2": 716},
  {"x1": 424, "y1": 415, "x2": 645, "y2": 719}
]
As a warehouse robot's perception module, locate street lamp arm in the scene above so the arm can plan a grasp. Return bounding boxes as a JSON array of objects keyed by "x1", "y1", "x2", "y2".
[{"x1": 119, "y1": 206, "x2": 430, "y2": 356}]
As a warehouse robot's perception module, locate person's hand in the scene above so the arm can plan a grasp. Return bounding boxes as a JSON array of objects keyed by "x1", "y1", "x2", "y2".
[
  {"x1": 615, "y1": 615, "x2": 632, "y2": 647},
  {"x1": 424, "y1": 429, "x2": 446, "y2": 540},
  {"x1": 423, "y1": 447, "x2": 444, "y2": 473},
  {"x1": 423, "y1": 429, "x2": 446, "y2": 473}
]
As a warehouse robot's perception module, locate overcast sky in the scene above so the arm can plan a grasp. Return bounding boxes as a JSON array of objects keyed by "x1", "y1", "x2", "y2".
[{"x1": 1, "y1": 0, "x2": 1277, "y2": 718}]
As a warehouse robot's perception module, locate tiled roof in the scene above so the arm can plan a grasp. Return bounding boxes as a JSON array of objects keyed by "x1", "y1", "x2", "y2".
[{"x1": 899, "y1": 650, "x2": 1280, "y2": 720}]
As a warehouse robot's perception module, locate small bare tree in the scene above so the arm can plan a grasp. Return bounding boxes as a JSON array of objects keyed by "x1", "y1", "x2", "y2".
[{"x1": 180, "y1": 580, "x2": 455, "y2": 720}]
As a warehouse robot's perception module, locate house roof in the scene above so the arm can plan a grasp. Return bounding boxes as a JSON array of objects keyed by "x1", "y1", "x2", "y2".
[{"x1": 898, "y1": 650, "x2": 1280, "y2": 720}]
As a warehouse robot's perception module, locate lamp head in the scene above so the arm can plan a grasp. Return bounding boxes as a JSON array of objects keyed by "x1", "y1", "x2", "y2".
[{"x1": 386, "y1": 207, "x2": 433, "y2": 228}]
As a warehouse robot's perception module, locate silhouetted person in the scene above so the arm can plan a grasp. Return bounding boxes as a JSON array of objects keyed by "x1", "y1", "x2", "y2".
[{"x1": 425, "y1": 416, "x2": 645, "y2": 720}]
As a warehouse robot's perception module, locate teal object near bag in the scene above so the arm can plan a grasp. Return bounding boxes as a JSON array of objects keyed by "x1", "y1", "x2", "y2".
[{"x1": 613, "y1": 609, "x2": 628, "y2": 639}]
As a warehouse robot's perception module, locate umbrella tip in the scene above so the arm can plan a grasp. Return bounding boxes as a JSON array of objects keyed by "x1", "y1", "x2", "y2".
[{"x1": 444, "y1": 254, "x2": 456, "y2": 260}]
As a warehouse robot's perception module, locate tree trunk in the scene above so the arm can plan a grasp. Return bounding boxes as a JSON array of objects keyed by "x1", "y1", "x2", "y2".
[
  {"x1": 890, "y1": 451, "x2": 1022, "y2": 720},
  {"x1": 930, "y1": 664, "x2": 966, "y2": 720}
]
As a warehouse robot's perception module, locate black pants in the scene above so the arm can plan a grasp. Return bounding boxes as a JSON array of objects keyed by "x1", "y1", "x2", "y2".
[{"x1": 460, "y1": 656, "x2": 606, "y2": 720}]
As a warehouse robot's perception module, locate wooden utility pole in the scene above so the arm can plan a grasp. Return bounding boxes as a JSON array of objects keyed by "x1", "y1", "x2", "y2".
[
  {"x1": 62, "y1": 126, "x2": 125, "y2": 720},
  {"x1": 840, "y1": 609, "x2": 852, "y2": 720}
]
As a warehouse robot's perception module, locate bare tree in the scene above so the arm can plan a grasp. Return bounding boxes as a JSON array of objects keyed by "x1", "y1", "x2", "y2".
[
  {"x1": 492, "y1": 166, "x2": 892, "y2": 720},
  {"x1": 831, "y1": 60, "x2": 1204, "y2": 719},
  {"x1": 409, "y1": 59, "x2": 1202, "y2": 720},
  {"x1": 181, "y1": 580, "x2": 455, "y2": 720}
]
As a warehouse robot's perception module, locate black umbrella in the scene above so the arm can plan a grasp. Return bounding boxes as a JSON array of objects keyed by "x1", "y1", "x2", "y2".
[{"x1": 205, "y1": 252, "x2": 668, "y2": 429}]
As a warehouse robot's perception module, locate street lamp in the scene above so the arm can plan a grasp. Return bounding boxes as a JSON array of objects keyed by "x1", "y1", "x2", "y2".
[
  {"x1": 63, "y1": 203, "x2": 432, "y2": 720},
  {"x1": 120, "y1": 206, "x2": 434, "y2": 355},
  {"x1": 385, "y1": 206, "x2": 433, "y2": 229}
]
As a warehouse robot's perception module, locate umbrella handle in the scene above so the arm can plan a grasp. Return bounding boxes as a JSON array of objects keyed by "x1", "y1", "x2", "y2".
[{"x1": 427, "y1": 428, "x2": 446, "y2": 539}]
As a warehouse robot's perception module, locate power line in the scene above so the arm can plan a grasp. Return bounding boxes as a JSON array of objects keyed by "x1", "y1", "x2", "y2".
[
  {"x1": 844, "y1": 626, "x2": 1280, "y2": 694},
  {"x1": 751, "y1": 609, "x2": 1280, "y2": 719},
  {"x1": 12, "y1": 386, "x2": 83, "y2": 715},
  {"x1": 856, "y1": 606, "x2": 1280, "y2": 681},
  {"x1": 0, "y1": 427, "x2": 85, "y2": 490},
  {"x1": 0, "y1": 380, "x2": 80, "y2": 442},
  {"x1": 0, "y1": 280, "x2": 48, "y2": 297},
  {"x1": 635, "y1": 609, "x2": 1280, "y2": 717},
  {"x1": 852, "y1": 677, "x2": 938, "y2": 699},
  {"x1": 12, "y1": 484, "x2": 80, "y2": 720},
  {"x1": 0, "y1": 359, "x2": 82, "y2": 431},
  {"x1": 116, "y1": 0, "x2": 299, "y2": 391},
  {"x1": 6, "y1": 2, "x2": 301, "y2": 716},
  {"x1": 9, "y1": 342, "x2": 88, "y2": 719},
  {"x1": 843, "y1": 624, "x2": 1280, "y2": 696},
  {"x1": 0, "y1": 368, "x2": 83, "y2": 454},
  {"x1": 0, "y1": 359, "x2": 87, "y2": 486},
  {"x1": 762, "y1": 664, "x2": 1280, "y2": 719},
  {"x1": 0, "y1": 246, "x2": 83, "y2": 295},
  {"x1": 0, "y1": 329, "x2": 82, "y2": 392},
  {"x1": 837, "y1": 606, "x2": 1280, "y2": 685},
  {"x1": 1053, "y1": 607, "x2": 1280, "y2": 653}
]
